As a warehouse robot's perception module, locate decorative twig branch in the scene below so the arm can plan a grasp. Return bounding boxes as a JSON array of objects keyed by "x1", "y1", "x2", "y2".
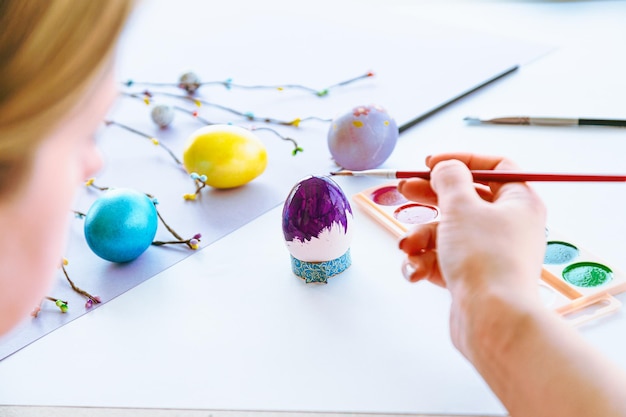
[
  {"x1": 122, "y1": 70, "x2": 375, "y2": 96},
  {"x1": 137, "y1": 90, "x2": 323, "y2": 127},
  {"x1": 84, "y1": 179, "x2": 201, "y2": 251},
  {"x1": 32, "y1": 297, "x2": 68, "y2": 317},
  {"x1": 122, "y1": 92, "x2": 305, "y2": 155},
  {"x1": 60, "y1": 258, "x2": 101, "y2": 308},
  {"x1": 103, "y1": 120, "x2": 184, "y2": 166},
  {"x1": 249, "y1": 126, "x2": 303, "y2": 156}
]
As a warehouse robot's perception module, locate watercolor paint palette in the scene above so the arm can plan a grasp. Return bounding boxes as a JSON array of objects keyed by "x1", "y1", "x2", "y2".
[{"x1": 353, "y1": 182, "x2": 626, "y2": 324}]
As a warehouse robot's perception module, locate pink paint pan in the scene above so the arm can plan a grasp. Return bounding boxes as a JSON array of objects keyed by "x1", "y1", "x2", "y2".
[
  {"x1": 354, "y1": 182, "x2": 626, "y2": 325},
  {"x1": 353, "y1": 184, "x2": 439, "y2": 237}
]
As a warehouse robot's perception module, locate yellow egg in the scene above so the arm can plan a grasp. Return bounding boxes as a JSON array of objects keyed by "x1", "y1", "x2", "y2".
[{"x1": 183, "y1": 125, "x2": 268, "y2": 189}]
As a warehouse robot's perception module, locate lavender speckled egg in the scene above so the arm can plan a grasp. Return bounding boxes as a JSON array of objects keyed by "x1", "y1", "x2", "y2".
[
  {"x1": 282, "y1": 176, "x2": 353, "y2": 283},
  {"x1": 327, "y1": 104, "x2": 398, "y2": 170}
]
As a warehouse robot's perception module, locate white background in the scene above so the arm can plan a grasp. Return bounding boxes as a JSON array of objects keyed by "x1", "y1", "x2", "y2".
[{"x1": 1, "y1": 1, "x2": 626, "y2": 416}]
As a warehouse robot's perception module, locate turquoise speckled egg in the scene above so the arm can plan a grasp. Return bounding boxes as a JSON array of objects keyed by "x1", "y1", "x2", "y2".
[{"x1": 84, "y1": 188, "x2": 158, "y2": 263}]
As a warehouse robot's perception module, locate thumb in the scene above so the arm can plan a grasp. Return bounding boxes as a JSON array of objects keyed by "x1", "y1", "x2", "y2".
[{"x1": 430, "y1": 159, "x2": 478, "y2": 209}]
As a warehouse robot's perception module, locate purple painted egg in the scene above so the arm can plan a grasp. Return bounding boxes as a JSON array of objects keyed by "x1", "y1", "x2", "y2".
[
  {"x1": 282, "y1": 176, "x2": 353, "y2": 283},
  {"x1": 327, "y1": 104, "x2": 398, "y2": 170}
]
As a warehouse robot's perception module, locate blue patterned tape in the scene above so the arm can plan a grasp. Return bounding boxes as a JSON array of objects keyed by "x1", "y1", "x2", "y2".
[{"x1": 290, "y1": 250, "x2": 352, "y2": 284}]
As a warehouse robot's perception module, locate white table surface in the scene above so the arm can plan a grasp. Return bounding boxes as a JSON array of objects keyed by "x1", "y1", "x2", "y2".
[{"x1": 2, "y1": 1, "x2": 626, "y2": 416}]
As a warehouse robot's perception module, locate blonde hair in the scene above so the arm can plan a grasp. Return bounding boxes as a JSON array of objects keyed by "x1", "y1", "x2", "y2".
[{"x1": 0, "y1": 0, "x2": 134, "y2": 195}]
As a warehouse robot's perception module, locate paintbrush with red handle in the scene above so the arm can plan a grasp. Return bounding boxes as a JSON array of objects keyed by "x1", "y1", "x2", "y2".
[{"x1": 330, "y1": 169, "x2": 626, "y2": 182}]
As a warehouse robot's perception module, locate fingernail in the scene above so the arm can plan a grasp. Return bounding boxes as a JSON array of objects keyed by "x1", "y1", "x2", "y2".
[
  {"x1": 401, "y1": 257, "x2": 417, "y2": 282},
  {"x1": 397, "y1": 179, "x2": 406, "y2": 192},
  {"x1": 398, "y1": 236, "x2": 408, "y2": 251}
]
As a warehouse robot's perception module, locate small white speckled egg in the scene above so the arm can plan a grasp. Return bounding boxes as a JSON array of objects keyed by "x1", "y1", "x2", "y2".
[
  {"x1": 150, "y1": 104, "x2": 175, "y2": 128},
  {"x1": 178, "y1": 71, "x2": 201, "y2": 94}
]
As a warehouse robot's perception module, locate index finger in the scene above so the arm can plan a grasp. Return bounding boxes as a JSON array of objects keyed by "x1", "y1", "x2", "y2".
[
  {"x1": 426, "y1": 152, "x2": 525, "y2": 197},
  {"x1": 426, "y1": 152, "x2": 520, "y2": 171}
]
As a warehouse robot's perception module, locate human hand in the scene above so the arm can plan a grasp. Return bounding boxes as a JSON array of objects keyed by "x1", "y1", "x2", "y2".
[
  {"x1": 398, "y1": 153, "x2": 626, "y2": 417},
  {"x1": 398, "y1": 153, "x2": 547, "y2": 347}
]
